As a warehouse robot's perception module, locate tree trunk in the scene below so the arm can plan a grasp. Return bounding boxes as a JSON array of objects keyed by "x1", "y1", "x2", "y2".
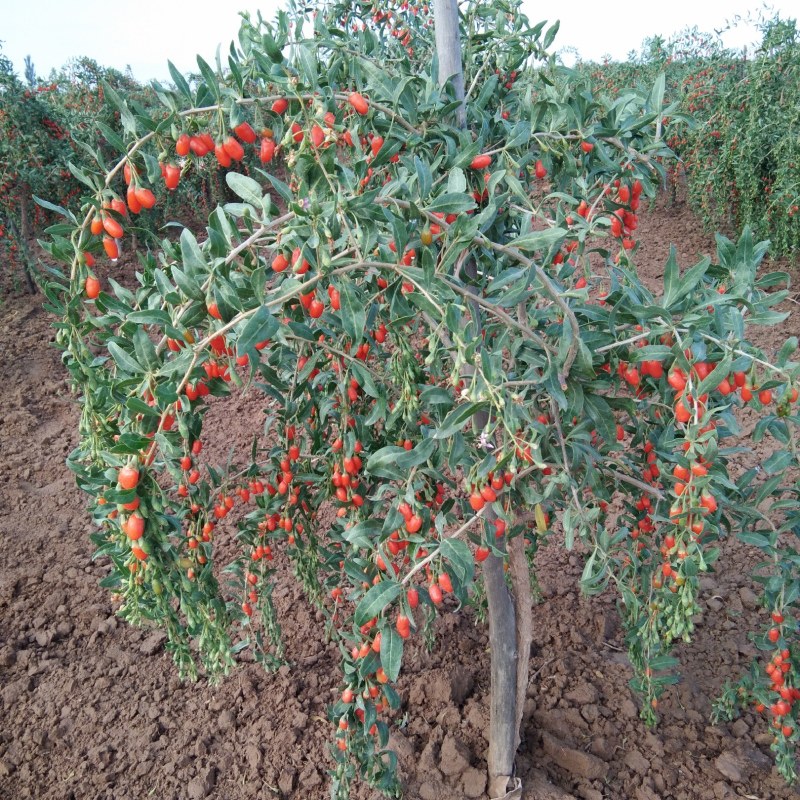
[
  {"x1": 433, "y1": 0, "x2": 467, "y2": 128},
  {"x1": 508, "y1": 533, "x2": 533, "y2": 752},
  {"x1": 432, "y1": 2, "x2": 523, "y2": 796},
  {"x1": 14, "y1": 188, "x2": 37, "y2": 293}
]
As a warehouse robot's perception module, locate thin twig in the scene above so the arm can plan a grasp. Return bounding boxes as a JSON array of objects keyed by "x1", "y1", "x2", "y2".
[
  {"x1": 481, "y1": 236, "x2": 581, "y2": 381},
  {"x1": 402, "y1": 510, "x2": 485, "y2": 585},
  {"x1": 443, "y1": 277, "x2": 557, "y2": 355},
  {"x1": 609, "y1": 469, "x2": 664, "y2": 501}
]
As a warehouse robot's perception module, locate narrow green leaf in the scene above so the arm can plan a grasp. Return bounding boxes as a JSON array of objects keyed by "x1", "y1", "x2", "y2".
[
  {"x1": 649, "y1": 72, "x2": 666, "y2": 115},
  {"x1": 296, "y1": 44, "x2": 317, "y2": 84},
  {"x1": 543, "y1": 20, "x2": 560, "y2": 49},
  {"x1": 365, "y1": 446, "x2": 405, "y2": 479},
  {"x1": 236, "y1": 306, "x2": 279, "y2": 355},
  {"x1": 737, "y1": 530, "x2": 773, "y2": 549},
  {"x1": 33, "y1": 195, "x2": 76, "y2": 223},
  {"x1": 196, "y1": 56, "x2": 220, "y2": 100},
  {"x1": 108, "y1": 341, "x2": 143, "y2": 374},
  {"x1": 133, "y1": 328, "x2": 158, "y2": 370},
  {"x1": 415, "y1": 157, "x2": 432, "y2": 199},
  {"x1": 180, "y1": 229, "x2": 207, "y2": 274},
  {"x1": 506, "y1": 119, "x2": 532, "y2": 149},
  {"x1": 338, "y1": 278, "x2": 366, "y2": 343},
  {"x1": 696, "y1": 350, "x2": 733, "y2": 396},
  {"x1": 428, "y1": 192, "x2": 475, "y2": 215},
  {"x1": 662, "y1": 246, "x2": 678, "y2": 306},
  {"x1": 95, "y1": 122, "x2": 126, "y2": 153},
  {"x1": 226, "y1": 173, "x2": 264, "y2": 207},
  {"x1": 396, "y1": 437, "x2": 437, "y2": 469},
  {"x1": 511, "y1": 227, "x2": 565, "y2": 253},
  {"x1": 419, "y1": 386, "x2": 455, "y2": 407},
  {"x1": 171, "y1": 267, "x2": 204, "y2": 301},
  {"x1": 433, "y1": 402, "x2": 486, "y2": 439},
  {"x1": 474, "y1": 74, "x2": 499, "y2": 110},
  {"x1": 127, "y1": 309, "x2": 172, "y2": 326},
  {"x1": 343, "y1": 520, "x2": 382, "y2": 548},
  {"x1": 67, "y1": 162, "x2": 99, "y2": 191},
  {"x1": 763, "y1": 450, "x2": 793, "y2": 475},
  {"x1": 380, "y1": 627, "x2": 403, "y2": 682},
  {"x1": 355, "y1": 581, "x2": 403, "y2": 626},
  {"x1": 351, "y1": 361, "x2": 380, "y2": 398},
  {"x1": 263, "y1": 171, "x2": 293, "y2": 204},
  {"x1": 168, "y1": 61, "x2": 193, "y2": 100},
  {"x1": 440, "y1": 538, "x2": 474, "y2": 585},
  {"x1": 262, "y1": 30, "x2": 284, "y2": 62},
  {"x1": 447, "y1": 168, "x2": 466, "y2": 194}
]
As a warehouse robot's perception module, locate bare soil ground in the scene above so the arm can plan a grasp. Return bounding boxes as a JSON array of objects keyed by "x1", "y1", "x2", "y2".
[{"x1": 0, "y1": 192, "x2": 798, "y2": 800}]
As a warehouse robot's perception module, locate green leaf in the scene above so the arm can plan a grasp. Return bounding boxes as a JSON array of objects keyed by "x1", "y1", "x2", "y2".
[
  {"x1": 428, "y1": 192, "x2": 476, "y2": 215},
  {"x1": 543, "y1": 20, "x2": 560, "y2": 49},
  {"x1": 33, "y1": 195, "x2": 76, "y2": 223},
  {"x1": 419, "y1": 386, "x2": 455, "y2": 407},
  {"x1": 415, "y1": 157, "x2": 432, "y2": 199},
  {"x1": 662, "y1": 246, "x2": 678, "y2": 305},
  {"x1": 343, "y1": 520, "x2": 382, "y2": 548},
  {"x1": 366, "y1": 447, "x2": 406, "y2": 479},
  {"x1": 95, "y1": 122, "x2": 126, "y2": 153},
  {"x1": 68, "y1": 162, "x2": 99, "y2": 191},
  {"x1": 696, "y1": 350, "x2": 733, "y2": 396},
  {"x1": 262, "y1": 30, "x2": 284, "y2": 62},
  {"x1": 355, "y1": 581, "x2": 403, "y2": 626},
  {"x1": 776, "y1": 337, "x2": 798, "y2": 367},
  {"x1": 338, "y1": 279, "x2": 367, "y2": 343},
  {"x1": 366, "y1": 438, "x2": 436, "y2": 479},
  {"x1": 126, "y1": 396, "x2": 159, "y2": 417},
  {"x1": 168, "y1": 60, "x2": 193, "y2": 101},
  {"x1": 630, "y1": 345, "x2": 673, "y2": 362},
  {"x1": 226, "y1": 173, "x2": 264, "y2": 207},
  {"x1": 133, "y1": 328, "x2": 158, "y2": 370},
  {"x1": 663, "y1": 254, "x2": 710, "y2": 308},
  {"x1": 101, "y1": 81, "x2": 136, "y2": 134},
  {"x1": 180, "y1": 229, "x2": 207, "y2": 274},
  {"x1": 447, "y1": 168, "x2": 466, "y2": 194},
  {"x1": 506, "y1": 119, "x2": 532, "y2": 149},
  {"x1": 763, "y1": 450, "x2": 793, "y2": 475},
  {"x1": 440, "y1": 538, "x2": 474, "y2": 585},
  {"x1": 108, "y1": 341, "x2": 143, "y2": 374},
  {"x1": 171, "y1": 267, "x2": 204, "y2": 301},
  {"x1": 351, "y1": 361, "x2": 380, "y2": 398},
  {"x1": 397, "y1": 436, "x2": 437, "y2": 469},
  {"x1": 127, "y1": 309, "x2": 172, "y2": 326},
  {"x1": 474, "y1": 74, "x2": 499, "y2": 110},
  {"x1": 196, "y1": 56, "x2": 220, "y2": 100},
  {"x1": 380, "y1": 626, "x2": 403, "y2": 682},
  {"x1": 433, "y1": 402, "x2": 486, "y2": 439},
  {"x1": 296, "y1": 44, "x2": 317, "y2": 84},
  {"x1": 584, "y1": 393, "x2": 617, "y2": 448},
  {"x1": 511, "y1": 227, "x2": 565, "y2": 252},
  {"x1": 737, "y1": 530, "x2": 773, "y2": 549},
  {"x1": 236, "y1": 306, "x2": 279, "y2": 355},
  {"x1": 649, "y1": 72, "x2": 666, "y2": 115},
  {"x1": 263, "y1": 172, "x2": 293, "y2": 205}
]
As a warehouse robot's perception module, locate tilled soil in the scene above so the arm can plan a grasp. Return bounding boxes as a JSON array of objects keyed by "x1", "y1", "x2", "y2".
[{"x1": 0, "y1": 193, "x2": 798, "y2": 800}]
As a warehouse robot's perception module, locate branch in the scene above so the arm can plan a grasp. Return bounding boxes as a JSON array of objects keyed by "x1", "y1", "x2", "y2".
[
  {"x1": 609, "y1": 469, "x2": 664, "y2": 501},
  {"x1": 442, "y1": 277, "x2": 557, "y2": 355},
  {"x1": 401, "y1": 510, "x2": 485, "y2": 585},
  {"x1": 480, "y1": 235, "x2": 581, "y2": 382}
]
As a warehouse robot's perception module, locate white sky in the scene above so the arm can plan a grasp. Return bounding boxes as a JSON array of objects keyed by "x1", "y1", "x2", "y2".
[{"x1": 1, "y1": 0, "x2": 794, "y2": 83}]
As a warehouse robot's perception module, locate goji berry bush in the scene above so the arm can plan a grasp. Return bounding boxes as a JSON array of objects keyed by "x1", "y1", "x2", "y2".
[
  {"x1": 0, "y1": 49, "x2": 230, "y2": 292},
  {"x1": 576, "y1": 14, "x2": 800, "y2": 256},
  {"x1": 41, "y1": 0, "x2": 800, "y2": 796}
]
